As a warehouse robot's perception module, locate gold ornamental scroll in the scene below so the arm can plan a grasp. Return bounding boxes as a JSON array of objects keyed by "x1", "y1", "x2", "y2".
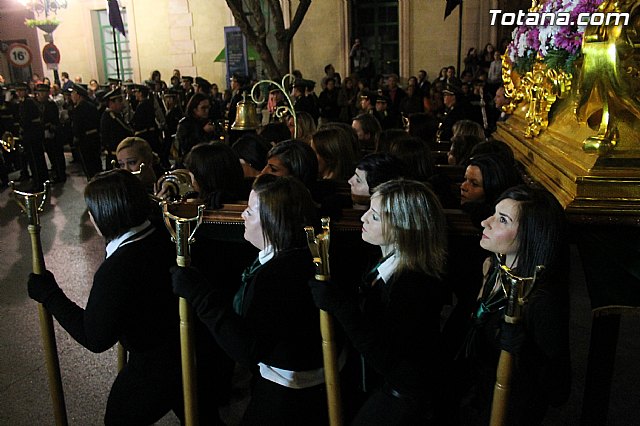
[
  {"x1": 250, "y1": 74, "x2": 298, "y2": 138},
  {"x1": 11, "y1": 181, "x2": 69, "y2": 426},
  {"x1": 305, "y1": 218, "x2": 343, "y2": 426},
  {"x1": 489, "y1": 261, "x2": 544, "y2": 426},
  {"x1": 163, "y1": 201, "x2": 205, "y2": 426}
]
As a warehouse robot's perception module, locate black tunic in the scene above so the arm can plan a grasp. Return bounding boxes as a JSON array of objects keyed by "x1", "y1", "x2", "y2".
[
  {"x1": 324, "y1": 267, "x2": 445, "y2": 425},
  {"x1": 183, "y1": 247, "x2": 327, "y2": 425},
  {"x1": 455, "y1": 259, "x2": 571, "y2": 426},
  {"x1": 39, "y1": 227, "x2": 183, "y2": 425}
]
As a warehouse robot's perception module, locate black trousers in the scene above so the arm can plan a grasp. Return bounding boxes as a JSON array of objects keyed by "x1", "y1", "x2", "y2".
[
  {"x1": 77, "y1": 135, "x2": 102, "y2": 180},
  {"x1": 352, "y1": 385, "x2": 435, "y2": 426},
  {"x1": 240, "y1": 374, "x2": 327, "y2": 426},
  {"x1": 44, "y1": 136, "x2": 66, "y2": 181},
  {"x1": 22, "y1": 135, "x2": 49, "y2": 187},
  {"x1": 104, "y1": 349, "x2": 184, "y2": 426}
]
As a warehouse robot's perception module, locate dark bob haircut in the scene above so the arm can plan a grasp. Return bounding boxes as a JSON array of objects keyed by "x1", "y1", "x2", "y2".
[
  {"x1": 252, "y1": 174, "x2": 317, "y2": 252},
  {"x1": 389, "y1": 136, "x2": 434, "y2": 181},
  {"x1": 467, "y1": 153, "x2": 522, "y2": 206},
  {"x1": 267, "y1": 139, "x2": 318, "y2": 188},
  {"x1": 185, "y1": 142, "x2": 245, "y2": 204},
  {"x1": 231, "y1": 133, "x2": 271, "y2": 172},
  {"x1": 84, "y1": 169, "x2": 150, "y2": 242},
  {"x1": 356, "y1": 152, "x2": 406, "y2": 194}
]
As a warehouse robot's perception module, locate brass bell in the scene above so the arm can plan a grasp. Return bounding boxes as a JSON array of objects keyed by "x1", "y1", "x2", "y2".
[{"x1": 231, "y1": 92, "x2": 260, "y2": 130}]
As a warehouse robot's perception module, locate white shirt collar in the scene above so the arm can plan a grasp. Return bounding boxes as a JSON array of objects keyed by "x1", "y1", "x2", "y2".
[
  {"x1": 105, "y1": 220, "x2": 153, "y2": 258},
  {"x1": 258, "y1": 244, "x2": 275, "y2": 265},
  {"x1": 377, "y1": 252, "x2": 399, "y2": 284}
]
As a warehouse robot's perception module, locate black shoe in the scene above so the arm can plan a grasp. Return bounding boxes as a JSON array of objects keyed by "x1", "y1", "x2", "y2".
[{"x1": 16, "y1": 175, "x2": 31, "y2": 182}]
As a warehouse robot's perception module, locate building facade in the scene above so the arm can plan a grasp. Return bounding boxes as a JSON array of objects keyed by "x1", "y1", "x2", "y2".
[{"x1": 1, "y1": 0, "x2": 506, "y2": 87}]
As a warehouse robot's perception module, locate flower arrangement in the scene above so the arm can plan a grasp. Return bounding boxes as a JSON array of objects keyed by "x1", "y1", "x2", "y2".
[
  {"x1": 507, "y1": 0, "x2": 601, "y2": 74},
  {"x1": 24, "y1": 18, "x2": 60, "y2": 28}
]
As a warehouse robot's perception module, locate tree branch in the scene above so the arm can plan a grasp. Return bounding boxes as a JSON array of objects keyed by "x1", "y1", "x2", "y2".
[
  {"x1": 284, "y1": 0, "x2": 312, "y2": 42},
  {"x1": 225, "y1": 0, "x2": 280, "y2": 78},
  {"x1": 246, "y1": 0, "x2": 266, "y2": 39},
  {"x1": 267, "y1": 0, "x2": 285, "y2": 36}
]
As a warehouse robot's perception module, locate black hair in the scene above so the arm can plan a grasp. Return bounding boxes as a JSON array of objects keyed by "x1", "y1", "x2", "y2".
[
  {"x1": 388, "y1": 136, "x2": 434, "y2": 181},
  {"x1": 267, "y1": 139, "x2": 318, "y2": 188},
  {"x1": 312, "y1": 126, "x2": 357, "y2": 181},
  {"x1": 353, "y1": 113, "x2": 381, "y2": 151},
  {"x1": 231, "y1": 133, "x2": 271, "y2": 172},
  {"x1": 450, "y1": 134, "x2": 482, "y2": 166},
  {"x1": 252, "y1": 174, "x2": 317, "y2": 252},
  {"x1": 495, "y1": 184, "x2": 568, "y2": 282},
  {"x1": 185, "y1": 93, "x2": 209, "y2": 118},
  {"x1": 467, "y1": 153, "x2": 522, "y2": 205},
  {"x1": 356, "y1": 152, "x2": 406, "y2": 194},
  {"x1": 259, "y1": 122, "x2": 291, "y2": 145},
  {"x1": 185, "y1": 142, "x2": 245, "y2": 205},
  {"x1": 84, "y1": 169, "x2": 151, "y2": 242},
  {"x1": 407, "y1": 113, "x2": 438, "y2": 148},
  {"x1": 469, "y1": 139, "x2": 516, "y2": 166}
]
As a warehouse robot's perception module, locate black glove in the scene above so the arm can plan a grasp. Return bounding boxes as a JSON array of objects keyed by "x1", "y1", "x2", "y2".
[
  {"x1": 308, "y1": 278, "x2": 342, "y2": 313},
  {"x1": 27, "y1": 270, "x2": 62, "y2": 305},
  {"x1": 171, "y1": 265, "x2": 209, "y2": 302},
  {"x1": 499, "y1": 322, "x2": 526, "y2": 354}
]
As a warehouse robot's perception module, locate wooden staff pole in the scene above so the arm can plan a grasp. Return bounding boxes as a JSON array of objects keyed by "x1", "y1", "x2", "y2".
[
  {"x1": 12, "y1": 182, "x2": 68, "y2": 426},
  {"x1": 163, "y1": 203, "x2": 204, "y2": 426},
  {"x1": 305, "y1": 218, "x2": 343, "y2": 426},
  {"x1": 490, "y1": 341, "x2": 514, "y2": 425},
  {"x1": 489, "y1": 264, "x2": 543, "y2": 426},
  {"x1": 117, "y1": 344, "x2": 127, "y2": 371}
]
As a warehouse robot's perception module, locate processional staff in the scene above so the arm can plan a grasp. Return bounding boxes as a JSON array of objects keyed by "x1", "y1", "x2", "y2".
[
  {"x1": 11, "y1": 181, "x2": 68, "y2": 426},
  {"x1": 162, "y1": 201, "x2": 205, "y2": 426},
  {"x1": 305, "y1": 218, "x2": 343, "y2": 426},
  {"x1": 489, "y1": 261, "x2": 544, "y2": 426}
]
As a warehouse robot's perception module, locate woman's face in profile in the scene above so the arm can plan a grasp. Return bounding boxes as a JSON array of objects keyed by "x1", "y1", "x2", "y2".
[
  {"x1": 348, "y1": 168, "x2": 369, "y2": 197},
  {"x1": 260, "y1": 156, "x2": 289, "y2": 177},
  {"x1": 117, "y1": 147, "x2": 143, "y2": 172},
  {"x1": 242, "y1": 190, "x2": 265, "y2": 250},
  {"x1": 361, "y1": 195, "x2": 388, "y2": 248},
  {"x1": 480, "y1": 198, "x2": 520, "y2": 256},
  {"x1": 460, "y1": 165, "x2": 485, "y2": 205}
]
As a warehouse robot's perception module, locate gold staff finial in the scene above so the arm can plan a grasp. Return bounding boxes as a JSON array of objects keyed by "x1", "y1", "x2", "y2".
[
  {"x1": 305, "y1": 217, "x2": 342, "y2": 425},
  {"x1": 162, "y1": 200, "x2": 204, "y2": 426},
  {"x1": 10, "y1": 180, "x2": 68, "y2": 426}
]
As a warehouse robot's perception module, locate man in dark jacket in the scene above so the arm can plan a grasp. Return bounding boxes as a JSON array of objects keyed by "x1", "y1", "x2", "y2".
[
  {"x1": 318, "y1": 77, "x2": 340, "y2": 124},
  {"x1": 437, "y1": 83, "x2": 482, "y2": 142},
  {"x1": 69, "y1": 83, "x2": 102, "y2": 179},
  {"x1": 100, "y1": 87, "x2": 133, "y2": 170},
  {"x1": 35, "y1": 83, "x2": 66, "y2": 183},
  {"x1": 132, "y1": 84, "x2": 161, "y2": 155},
  {"x1": 17, "y1": 82, "x2": 49, "y2": 189}
]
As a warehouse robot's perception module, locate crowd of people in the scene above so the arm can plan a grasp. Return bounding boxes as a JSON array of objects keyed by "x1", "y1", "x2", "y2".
[{"x1": 13, "y1": 47, "x2": 572, "y2": 425}]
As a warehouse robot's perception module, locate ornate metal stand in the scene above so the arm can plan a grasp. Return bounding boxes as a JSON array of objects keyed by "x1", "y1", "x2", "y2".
[
  {"x1": 250, "y1": 74, "x2": 298, "y2": 137},
  {"x1": 305, "y1": 218, "x2": 343, "y2": 426},
  {"x1": 11, "y1": 181, "x2": 68, "y2": 426},
  {"x1": 162, "y1": 202, "x2": 205, "y2": 426}
]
